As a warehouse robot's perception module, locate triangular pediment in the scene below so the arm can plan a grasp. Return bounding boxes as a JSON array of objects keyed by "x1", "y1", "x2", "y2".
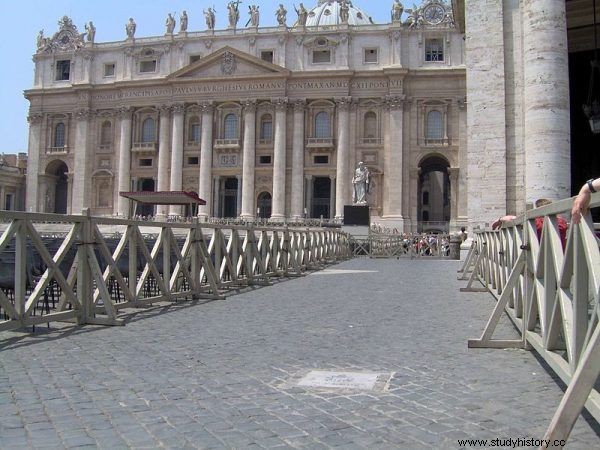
[{"x1": 169, "y1": 46, "x2": 289, "y2": 80}]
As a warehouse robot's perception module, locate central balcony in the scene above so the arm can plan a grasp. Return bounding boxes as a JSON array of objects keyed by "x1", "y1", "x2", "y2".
[
  {"x1": 214, "y1": 139, "x2": 241, "y2": 151},
  {"x1": 132, "y1": 142, "x2": 157, "y2": 154},
  {"x1": 307, "y1": 138, "x2": 334, "y2": 150}
]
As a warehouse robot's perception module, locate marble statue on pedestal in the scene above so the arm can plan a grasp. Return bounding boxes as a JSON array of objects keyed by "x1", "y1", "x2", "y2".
[{"x1": 352, "y1": 162, "x2": 370, "y2": 205}]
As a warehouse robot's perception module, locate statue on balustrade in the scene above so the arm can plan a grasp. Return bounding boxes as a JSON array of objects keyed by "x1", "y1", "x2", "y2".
[
  {"x1": 85, "y1": 21, "x2": 96, "y2": 42},
  {"x1": 276, "y1": 4, "x2": 287, "y2": 26},
  {"x1": 180, "y1": 11, "x2": 188, "y2": 32},
  {"x1": 165, "y1": 13, "x2": 176, "y2": 34},
  {"x1": 125, "y1": 18, "x2": 136, "y2": 38},
  {"x1": 295, "y1": 3, "x2": 308, "y2": 27},
  {"x1": 352, "y1": 162, "x2": 371, "y2": 205},
  {"x1": 204, "y1": 8, "x2": 216, "y2": 30},
  {"x1": 391, "y1": 0, "x2": 404, "y2": 22},
  {"x1": 227, "y1": 1, "x2": 240, "y2": 28},
  {"x1": 247, "y1": 5, "x2": 260, "y2": 27},
  {"x1": 339, "y1": 0, "x2": 350, "y2": 24}
]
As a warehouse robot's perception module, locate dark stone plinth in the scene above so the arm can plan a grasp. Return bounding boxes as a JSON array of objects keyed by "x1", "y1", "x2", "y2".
[{"x1": 344, "y1": 205, "x2": 369, "y2": 226}]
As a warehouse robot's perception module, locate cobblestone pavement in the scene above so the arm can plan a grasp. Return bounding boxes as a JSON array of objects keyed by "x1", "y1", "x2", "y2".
[{"x1": 1, "y1": 258, "x2": 599, "y2": 449}]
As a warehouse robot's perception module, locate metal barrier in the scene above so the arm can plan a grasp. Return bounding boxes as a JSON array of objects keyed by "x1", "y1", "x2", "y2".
[
  {"x1": 0, "y1": 209, "x2": 350, "y2": 333},
  {"x1": 349, "y1": 233, "x2": 451, "y2": 258},
  {"x1": 462, "y1": 193, "x2": 600, "y2": 448}
]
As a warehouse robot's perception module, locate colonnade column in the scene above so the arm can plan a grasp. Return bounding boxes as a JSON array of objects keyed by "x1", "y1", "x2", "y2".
[
  {"x1": 117, "y1": 107, "x2": 133, "y2": 217},
  {"x1": 271, "y1": 98, "x2": 288, "y2": 221},
  {"x1": 291, "y1": 100, "x2": 305, "y2": 220},
  {"x1": 240, "y1": 100, "x2": 257, "y2": 220},
  {"x1": 335, "y1": 97, "x2": 351, "y2": 219},
  {"x1": 169, "y1": 104, "x2": 185, "y2": 216},
  {"x1": 523, "y1": 0, "x2": 570, "y2": 202},
  {"x1": 72, "y1": 108, "x2": 92, "y2": 214},
  {"x1": 25, "y1": 114, "x2": 43, "y2": 212},
  {"x1": 197, "y1": 102, "x2": 214, "y2": 218},
  {"x1": 156, "y1": 105, "x2": 171, "y2": 219},
  {"x1": 383, "y1": 95, "x2": 405, "y2": 228}
]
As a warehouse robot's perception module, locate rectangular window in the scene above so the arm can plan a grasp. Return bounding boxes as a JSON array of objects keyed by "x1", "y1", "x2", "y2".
[
  {"x1": 103, "y1": 63, "x2": 115, "y2": 77},
  {"x1": 55, "y1": 60, "x2": 71, "y2": 81},
  {"x1": 312, "y1": 50, "x2": 331, "y2": 64},
  {"x1": 139, "y1": 60, "x2": 157, "y2": 73},
  {"x1": 259, "y1": 155, "x2": 272, "y2": 165},
  {"x1": 425, "y1": 39, "x2": 444, "y2": 62},
  {"x1": 189, "y1": 54, "x2": 201, "y2": 64},
  {"x1": 314, "y1": 155, "x2": 329, "y2": 165},
  {"x1": 260, "y1": 50, "x2": 274, "y2": 63},
  {"x1": 139, "y1": 158, "x2": 153, "y2": 167},
  {"x1": 364, "y1": 48, "x2": 378, "y2": 63},
  {"x1": 187, "y1": 156, "x2": 199, "y2": 165}
]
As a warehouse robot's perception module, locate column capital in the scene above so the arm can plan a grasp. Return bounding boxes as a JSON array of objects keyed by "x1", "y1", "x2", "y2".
[
  {"x1": 272, "y1": 97, "x2": 289, "y2": 111},
  {"x1": 389, "y1": 30, "x2": 401, "y2": 41},
  {"x1": 172, "y1": 103, "x2": 185, "y2": 115},
  {"x1": 305, "y1": 173, "x2": 313, "y2": 181},
  {"x1": 199, "y1": 101, "x2": 214, "y2": 114},
  {"x1": 117, "y1": 106, "x2": 134, "y2": 118},
  {"x1": 241, "y1": 99, "x2": 257, "y2": 113},
  {"x1": 159, "y1": 104, "x2": 172, "y2": 115},
  {"x1": 448, "y1": 167, "x2": 459, "y2": 180},
  {"x1": 75, "y1": 108, "x2": 92, "y2": 120},
  {"x1": 384, "y1": 95, "x2": 406, "y2": 110},
  {"x1": 27, "y1": 113, "x2": 43, "y2": 124},
  {"x1": 292, "y1": 99, "x2": 306, "y2": 112},
  {"x1": 334, "y1": 96, "x2": 352, "y2": 111}
]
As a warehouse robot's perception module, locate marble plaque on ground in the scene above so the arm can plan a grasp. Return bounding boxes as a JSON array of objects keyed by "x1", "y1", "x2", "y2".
[{"x1": 297, "y1": 370, "x2": 386, "y2": 390}]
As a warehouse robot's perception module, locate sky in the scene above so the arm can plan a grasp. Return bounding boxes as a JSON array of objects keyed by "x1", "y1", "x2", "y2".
[{"x1": 0, "y1": 0, "x2": 401, "y2": 154}]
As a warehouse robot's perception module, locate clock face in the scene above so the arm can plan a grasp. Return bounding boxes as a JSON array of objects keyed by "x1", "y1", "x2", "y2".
[{"x1": 424, "y1": 5, "x2": 445, "y2": 24}]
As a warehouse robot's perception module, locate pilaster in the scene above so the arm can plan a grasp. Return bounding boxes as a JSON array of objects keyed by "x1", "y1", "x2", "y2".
[
  {"x1": 240, "y1": 100, "x2": 257, "y2": 219},
  {"x1": 117, "y1": 107, "x2": 133, "y2": 217},
  {"x1": 169, "y1": 103, "x2": 185, "y2": 216},
  {"x1": 198, "y1": 102, "x2": 214, "y2": 218},
  {"x1": 26, "y1": 114, "x2": 43, "y2": 212},
  {"x1": 72, "y1": 108, "x2": 92, "y2": 214},
  {"x1": 291, "y1": 100, "x2": 306, "y2": 220},
  {"x1": 156, "y1": 105, "x2": 171, "y2": 219},
  {"x1": 335, "y1": 97, "x2": 351, "y2": 219},
  {"x1": 271, "y1": 98, "x2": 288, "y2": 221}
]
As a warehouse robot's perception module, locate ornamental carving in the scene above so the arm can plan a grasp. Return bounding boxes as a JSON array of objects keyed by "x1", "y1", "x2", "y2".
[
  {"x1": 335, "y1": 97, "x2": 352, "y2": 111},
  {"x1": 172, "y1": 103, "x2": 186, "y2": 115},
  {"x1": 27, "y1": 114, "x2": 44, "y2": 124},
  {"x1": 385, "y1": 95, "x2": 405, "y2": 110},
  {"x1": 221, "y1": 51, "x2": 237, "y2": 75},
  {"x1": 272, "y1": 98, "x2": 288, "y2": 111},
  {"x1": 36, "y1": 16, "x2": 85, "y2": 54},
  {"x1": 293, "y1": 99, "x2": 306, "y2": 112},
  {"x1": 241, "y1": 99, "x2": 257, "y2": 113},
  {"x1": 199, "y1": 101, "x2": 214, "y2": 114}
]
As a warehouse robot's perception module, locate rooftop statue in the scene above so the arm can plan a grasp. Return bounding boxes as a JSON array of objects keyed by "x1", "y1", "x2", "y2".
[
  {"x1": 165, "y1": 13, "x2": 176, "y2": 34},
  {"x1": 36, "y1": 30, "x2": 49, "y2": 52},
  {"x1": 247, "y1": 5, "x2": 260, "y2": 27},
  {"x1": 339, "y1": 0, "x2": 350, "y2": 24},
  {"x1": 227, "y1": 1, "x2": 241, "y2": 29},
  {"x1": 405, "y1": 4, "x2": 422, "y2": 29},
  {"x1": 276, "y1": 4, "x2": 287, "y2": 26},
  {"x1": 204, "y1": 8, "x2": 216, "y2": 30},
  {"x1": 180, "y1": 11, "x2": 188, "y2": 32},
  {"x1": 391, "y1": 0, "x2": 404, "y2": 22},
  {"x1": 126, "y1": 18, "x2": 136, "y2": 38},
  {"x1": 84, "y1": 21, "x2": 96, "y2": 43},
  {"x1": 294, "y1": 3, "x2": 308, "y2": 26}
]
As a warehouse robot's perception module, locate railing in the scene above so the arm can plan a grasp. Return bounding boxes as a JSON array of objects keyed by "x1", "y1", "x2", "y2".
[
  {"x1": 0, "y1": 210, "x2": 350, "y2": 334},
  {"x1": 307, "y1": 138, "x2": 334, "y2": 147},
  {"x1": 214, "y1": 138, "x2": 240, "y2": 148},
  {"x1": 46, "y1": 146, "x2": 69, "y2": 155},
  {"x1": 207, "y1": 217, "x2": 342, "y2": 227},
  {"x1": 423, "y1": 138, "x2": 452, "y2": 146},
  {"x1": 359, "y1": 137, "x2": 382, "y2": 145},
  {"x1": 461, "y1": 193, "x2": 600, "y2": 448},
  {"x1": 350, "y1": 233, "x2": 453, "y2": 258},
  {"x1": 131, "y1": 142, "x2": 157, "y2": 152}
]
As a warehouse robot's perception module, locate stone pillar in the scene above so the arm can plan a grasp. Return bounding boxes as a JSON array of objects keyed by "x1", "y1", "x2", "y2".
[
  {"x1": 117, "y1": 107, "x2": 133, "y2": 217},
  {"x1": 25, "y1": 114, "x2": 43, "y2": 212},
  {"x1": 156, "y1": 105, "x2": 171, "y2": 219},
  {"x1": 523, "y1": 0, "x2": 570, "y2": 202},
  {"x1": 240, "y1": 100, "x2": 257, "y2": 220},
  {"x1": 169, "y1": 104, "x2": 185, "y2": 216},
  {"x1": 335, "y1": 97, "x2": 351, "y2": 219},
  {"x1": 382, "y1": 96, "x2": 405, "y2": 228},
  {"x1": 305, "y1": 174, "x2": 313, "y2": 218},
  {"x1": 197, "y1": 102, "x2": 214, "y2": 218},
  {"x1": 236, "y1": 174, "x2": 242, "y2": 216},
  {"x1": 291, "y1": 100, "x2": 305, "y2": 220},
  {"x1": 71, "y1": 109, "x2": 92, "y2": 214},
  {"x1": 271, "y1": 98, "x2": 288, "y2": 221},
  {"x1": 448, "y1": 167, "x2": 459, "y2": 230}
]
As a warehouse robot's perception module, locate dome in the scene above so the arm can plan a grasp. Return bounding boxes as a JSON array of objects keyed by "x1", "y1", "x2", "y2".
[{"x1": 299, "y1": 0, "x2": 375, "y2": 27}]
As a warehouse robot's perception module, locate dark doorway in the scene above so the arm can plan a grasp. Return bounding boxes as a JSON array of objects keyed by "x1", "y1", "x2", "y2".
[
  {"x1": 45, "y1": 160, "x2": 69, "y2": 214},
  {"x1": 137, "y1": 178, "x2": 155, "y2": 217},
  {"x1": 221, "y1": 177, "x2": 238, "y2": 218},
  {"x1": 257, "y1": 191, "x2": 272, "y2": 218},
  {"x1": 418, "y1": 156, "x2": 450, "y2": 232},
  {"x1": 311, "y1": 177, "x2": 331, "y2": 218}
]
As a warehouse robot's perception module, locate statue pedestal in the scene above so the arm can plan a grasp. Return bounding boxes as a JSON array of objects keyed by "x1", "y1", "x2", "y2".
[{"x1": 344, "y1": 205, "x2": 369, "y2": 226}]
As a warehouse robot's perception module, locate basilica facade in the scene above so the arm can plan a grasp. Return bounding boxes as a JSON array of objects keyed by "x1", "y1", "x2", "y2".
[{"x1": 25, "y1": 0, "x2": 466, "y2": 231}]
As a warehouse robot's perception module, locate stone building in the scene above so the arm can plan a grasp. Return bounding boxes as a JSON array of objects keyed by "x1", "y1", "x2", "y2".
[
  {"x1": 0, "y1": 154, "x2": 27, "y2": 211},
  {"x1": 25, "y1": 1, "x2": 467, "y2": 231}
]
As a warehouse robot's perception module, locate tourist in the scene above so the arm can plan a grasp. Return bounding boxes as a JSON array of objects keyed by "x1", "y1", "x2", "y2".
[{"x1": 571, "y1": 177, "x2": 599, "y2": 224}]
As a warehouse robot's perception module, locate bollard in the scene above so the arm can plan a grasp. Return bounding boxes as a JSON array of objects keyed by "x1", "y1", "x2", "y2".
[{"x1": 449, "y1": 235, "x2": 462, "y2": 260}]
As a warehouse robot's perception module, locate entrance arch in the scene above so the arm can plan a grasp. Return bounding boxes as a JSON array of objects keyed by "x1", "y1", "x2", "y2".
[
  {"x1": 418, "y1": 155, "x2": 450, "y2": 232},
  {"x1": 45, "y1": 160, "x2": 69, "y2": 214},
  {"x1": 257, "y1": 191, "x2": 272, "y2": 218}
]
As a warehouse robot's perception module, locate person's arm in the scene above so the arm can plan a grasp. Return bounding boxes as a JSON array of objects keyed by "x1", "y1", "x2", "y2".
[
  {"x1": 491, "y1": 215, "x2": 517, "y2": 230},
  {"x1": 572, "y1": 177, "x2": 600, "y2": 224}
]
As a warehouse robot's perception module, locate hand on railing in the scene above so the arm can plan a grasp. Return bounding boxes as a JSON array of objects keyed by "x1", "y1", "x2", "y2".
[{"x1": 572, "y1": 177, "x2": 599, "y2": 224}]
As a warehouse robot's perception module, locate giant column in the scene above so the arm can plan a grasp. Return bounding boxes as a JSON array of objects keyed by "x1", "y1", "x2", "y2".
[
  {"x1": 25, "y1": 114, "x2": 43, "y2": 212},
  {"x1": 290, "y1": 100, "x2": 306, "y2": 219},
  {"x1": 156, "y1": 105, "x2": 171, "y2": 219},
  {"x1": 117, "y1": 107, "x2": 133, "y2": 217},
  {"x1": 169, "y1": 104, "x2": 185, "y2": 216},
  {"x1": 72, "y1": 108, "x2": 92, "y2": 214},
  {"x1": 197, "y1": 102, "x2": 214, "y2": 218},
  {"x1": 523, "y1": 0, "x2": 570, "y2": 202},
  {"x1": 271, "y1": 98, "x2": 288, "y2": 221},
  {"x1": 335, "y1": 97, "x2": 351, "y2": 219},
  {"x1": 240, "y1": 100, "x2": 257, "y2": 220},
  {"x1": 383, "y1": 96, "x2": 405, "y2": 228}
]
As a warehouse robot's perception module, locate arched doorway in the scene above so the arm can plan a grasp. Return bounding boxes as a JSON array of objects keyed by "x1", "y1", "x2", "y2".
[
  {"x1": 220, "y1": 177, "x2": 238, "y2": 218},
  {"x1": 418, "y1": 155, "x2": 450, "y2": 233},
  {"x1": 312, "y1": 177, "x2": 331, "y2": 218},
  {"x1": 257, "y1": 192, "x2": 272, "y2": 218},
  {"x1": 45, "y1": 160, "x2": 69, "y2": 214}
]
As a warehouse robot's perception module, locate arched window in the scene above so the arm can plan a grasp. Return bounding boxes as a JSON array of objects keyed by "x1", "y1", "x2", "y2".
[
  {"x1": 141, "y1": 118, "x2": 155, "y2": 143},
  {"x1": 54, "y1": 123, "x2": 66, "y2": 147},
  {"x1": 315, "y1": 111, "x2": 330, "y2": 138},
  {"x1": 224, "y1": 114, "x2": 238, "y2": 139},
  {"x1": 364, "y1": 111, "x2": 377, "y2": 138},
  {"x1": 260, "y1": 114, "x2": 273, "y2": 141},
  {"x1": 100, "y1": 121, "x2": 112, "y2": 146},
  {"x1": 188, "y1": 116, "x2": 201, "y2": 143},
  {"x1": 426, "y1": 110, "x2": 443, "y2": 140}
]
